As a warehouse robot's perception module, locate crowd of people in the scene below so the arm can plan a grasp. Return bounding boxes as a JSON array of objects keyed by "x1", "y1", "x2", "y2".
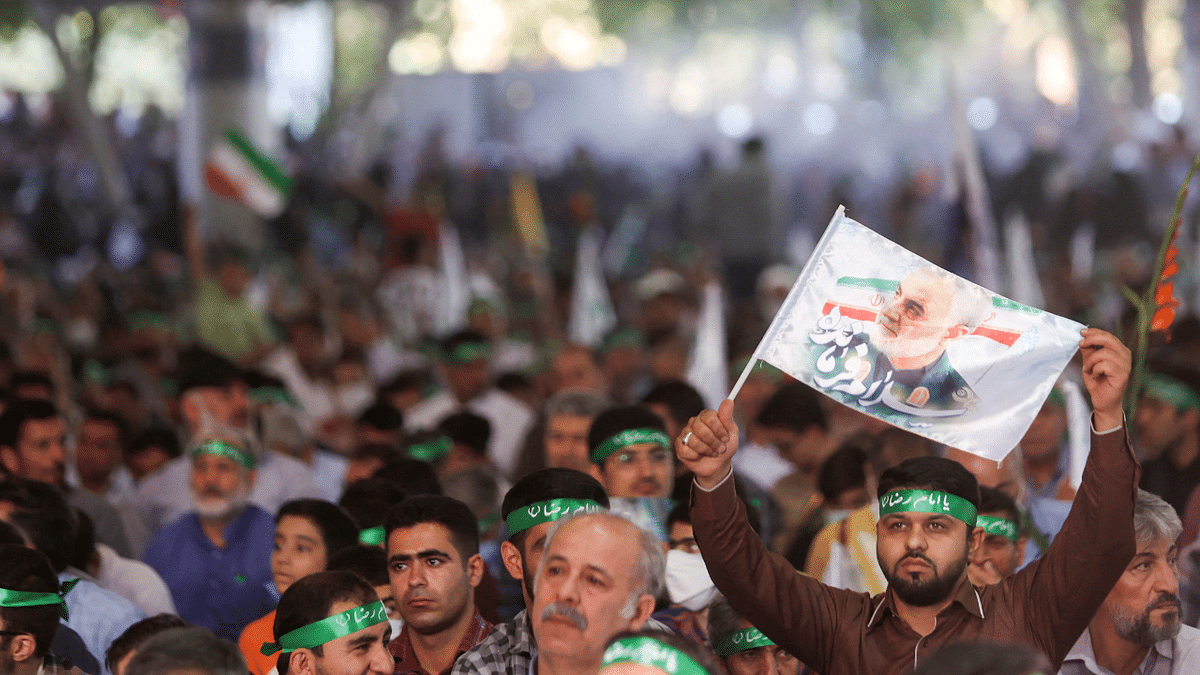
[{"x1": 5, "y1": 91, "x2": 1200, "y2": 675}]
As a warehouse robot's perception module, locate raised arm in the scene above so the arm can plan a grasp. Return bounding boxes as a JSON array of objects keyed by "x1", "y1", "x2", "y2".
[
  {"x1": 680, "y1": 399, "x2": 858, "y2": 673},
  {"x1": 1013, "y1": 327, "x2": 1138, "y2": 667}
]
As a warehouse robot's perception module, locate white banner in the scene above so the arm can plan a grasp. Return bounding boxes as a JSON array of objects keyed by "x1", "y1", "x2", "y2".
[{"x1": 746, "y1": 207, "x2": 1084, "y2": 462}]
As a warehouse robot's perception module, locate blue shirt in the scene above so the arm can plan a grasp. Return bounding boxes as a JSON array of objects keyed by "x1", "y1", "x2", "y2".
[
  {"x1": 142, "y1": 505, "x2": 275, "y2": 641},
  {"x1": 58, "y1": 573, "x2": 146, "y2": 675}
]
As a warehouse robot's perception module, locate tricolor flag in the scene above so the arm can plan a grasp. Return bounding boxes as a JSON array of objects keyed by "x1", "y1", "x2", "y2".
[
  {"x1": 205, "y1": 130, "x2": 291, "y2": 219},
  {"x1": 733, "y1": 207, "x2": 1084, "y2": 462}
]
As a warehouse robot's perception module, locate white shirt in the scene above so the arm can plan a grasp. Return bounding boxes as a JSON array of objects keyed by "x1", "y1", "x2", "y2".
[
  {"x1": 1060, "y1": 624, "x2": 1200, "y2": 675},
  {"x1": 92, "y1": 543, "x2": 177, "y2": 616},
  {"x1": 404, "y1": 389, "x2": 535, "y2": 481}
]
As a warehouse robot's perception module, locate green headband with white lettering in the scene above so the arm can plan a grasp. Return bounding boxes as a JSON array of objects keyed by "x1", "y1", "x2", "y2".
[
  {"x1": 0, "y1": 579, "x2": 78, "y2": 620},
  {"x1": 601, "y1": 636, "x2": 708, "y2": 675},
  {"x1": 879, "y1": 489, "x2": 977, "y2": 528},
  {"x1": 505, "y1": 498, "x2": 604, "y2": 537},
  {"x1": 191, "y1": 439, "x2": 255, "y2": 470},
  {"x1": 976, "y1": 515, "x2": 1019, "y2": 543},
  {"x1": 591, "y1": 428, "x2": 672, "y2": 465},
  {"x1": 260, "y1": 600, "x2": 387, "y2": 656},
  {"x1": 1144, "y1": 374, "x2": 1200, "y2": 411},
  {"x1": 714, "y1": 627, "x2": 776, "y2": 658}
]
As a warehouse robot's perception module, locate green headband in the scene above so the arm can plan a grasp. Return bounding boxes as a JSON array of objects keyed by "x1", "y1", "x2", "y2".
[
  {"x1": 443, "y1": 342, "x2": 492, "y2": 364},
  {"x1": 714, "y1": 627, "x2": 775, "y2": 658},
  {"x1": 976, "y1": 515, "x2": 1019, "y2": 543},
  {"x1": 601, "y1": 636, "x2": 708, "y2": 675},
  {"x1": 261, "y1": 600, "x2": 387, "y2": 656},
  {"x1": 407, "y1": 436, "x2": 453, "y2": 463},
  {"x1": 879, "y1": 489, "x2": 977, "y2": 528},
  {"x1": 191, "y1": 439, "x2": 255, "y2": 470},
  {"x1": 1144, "y1": 374, "x2": 1200, "y2": 411},
  {"x1": 358, "y1": 527, "x2": 385, "y2": 547},
  {"x1": 0, "y1": 579, "x2": 79, "y2": 620},
  {"x1": 591, "y1": 428, "x2": 672, "y2": 465},
  {"x1": 249, "y1": 387, "x2": 297, "y2": 407},
  {"x1": 505, "y1": 498, "x2": 604, "y2": 537}
]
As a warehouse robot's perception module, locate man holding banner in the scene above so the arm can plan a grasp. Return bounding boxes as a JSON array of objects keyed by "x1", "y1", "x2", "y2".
[{"x1": 679, "y1": 326, "x2": 1135, "y2": 674}]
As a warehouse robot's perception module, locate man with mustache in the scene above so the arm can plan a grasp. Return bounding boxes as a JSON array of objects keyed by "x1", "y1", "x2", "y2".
[
  {"x1": 1060, "y1": 489, "x2": 1200, "y2": 674},
  {"x1": 530, "y1": 512, "x2": 664, "y2": 675},
  {"x1": 142, "y1": 428, "x2": 275, "y2": 641},
  {"x1": 680, "y1": 328, "x2": 1139, "y2": 674},
  {"x1": 385, "y1": 495, "x2": 492, "y2": 675},
  {"x1": 451, "y1": 468, "x2": 609, "y2": 675}
]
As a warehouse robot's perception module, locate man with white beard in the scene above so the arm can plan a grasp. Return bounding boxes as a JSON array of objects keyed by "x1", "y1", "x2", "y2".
[
  {"x1": 142, "y1": 428, "x2": 275, "y2": 642},
  {"x1": 861, "y1": 267, "x2": 990, "y2": 418}
]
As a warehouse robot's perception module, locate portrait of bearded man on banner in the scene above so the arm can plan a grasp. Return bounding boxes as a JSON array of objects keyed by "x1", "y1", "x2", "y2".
[{"x1": 808, "y1": 266, "x2": 992, "y2": 420}]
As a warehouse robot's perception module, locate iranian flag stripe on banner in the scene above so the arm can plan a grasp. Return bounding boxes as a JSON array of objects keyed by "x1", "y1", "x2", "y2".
[
  {"x1": 732, "y1": 206, "x2": 1084, "y2": 462},
  {"x1": 204, "y1": 130, "x2": 291, "y2": 219}
]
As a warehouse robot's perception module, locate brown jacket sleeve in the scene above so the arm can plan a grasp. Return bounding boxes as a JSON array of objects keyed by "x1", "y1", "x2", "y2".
[
  {"x1": 691, "y1": 475, "x2": 870, "y2": 674},
  {"x1": 1002, "y1": 427, "x2": 1140, "y2": 668}
]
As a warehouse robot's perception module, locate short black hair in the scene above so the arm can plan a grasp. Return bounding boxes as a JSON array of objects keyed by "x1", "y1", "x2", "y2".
[
  {"x1": 175, "y1": 346, "x2": 243, "y2": 396},
  {"x1": 978, "y1": 486, "x2": 1021, "y2": 527},
  {"x1": 818, "y1": 443, "x2": 870, "y2": 503},
  {"x1": 124, "y1": 626, "x2": 246, "y2": 675},
  {"x1": 273, "y1": 571, "x2": 379, "y2": 675},
  {"x1": 0, "y1": 545, "x2": 61, "y2": 658},
  {"x1": 356, "y1": 402, "x2": 403, "y2": 432},
  {"x1": 0, "y1": 398, "x2": 59, "y2": 449},
  {"x1": 437, "y1": 412, "x2": 491, "y2": 458},
  {"x1": 338, "y1": 479, "x2": 408, "y2": 530},
  {"x1": 0, "y1": 477, "x2": 78, "y2": 572},
  {"x1": 587, "y1": 405, "x2": 668, "y2": 463},
  {"x1": 755, "y1": 382, "x2": 827, "y2": 434},
  {"x1": 666, "y1": 502, "x2": 690, "y2": 528},
  {"x1": 640, "y1": 380, "x2": 706, "y2": 430},
  {"x1": 10, "y1": 371, "x2": 53, "y2": 395},
  {"x1": 384, "y1": 494, "x2": 479, "y2": 561},
  {"x1": 106, "y1": 614, "x2": 190, "y2": 673},
  {"x1": 877, "y1": 456, "x2": 980, "y2": 513},
  {"x1": 126, "y1": 427, "x2": 182, "y2": 462},
  {"x1": 70, "y1": 508, "x2": 96, "y2": 572},
  {"x1": 500, "y1": 468, "x2": 609, "y2": 550},
  {"x1": 81, "y1": 408, "x2": 130, "y2": 446},
  {"x1": 327, "y1": 545, "x2": 388, "y2": 587},
  {"x1": 372, "y1": 457, "x2": 442, "y2": 497},
  {"x1": 276, "y1": 500, "x2": 361, "y2": 560}
]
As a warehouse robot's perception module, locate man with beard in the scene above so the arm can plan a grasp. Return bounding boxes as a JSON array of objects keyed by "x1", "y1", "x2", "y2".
[
  {"x1": 528, "y1": 511, "x2": 663, "y2": 675},
  {"x1": 817, "y1": 267, "x2": 990, "y2": 419},
  {"x1": 264, "y1": 571, "x2": 393, "y2": 675},
  {"x1": 385, "y1": 495, "x2": 493, "y2": 675},
  {"x1": 679, "y1": 328, "x2": 1138, "y2": 674},
  {"x1": 1060, "y1": 490, "x2": 1200, "y2": 674},
  {"x1": 966, "y1": 487, "x2": 1027, "y2": 587},
  {"x1": 142, "y1": 429, "x2": 274, "y2": 641},
  {"x1": 587, "y1": 406, "x2": 673, "y2": 539},
  {"x1": 451, "y1": 468, "x2": 609, "y2": 675}
]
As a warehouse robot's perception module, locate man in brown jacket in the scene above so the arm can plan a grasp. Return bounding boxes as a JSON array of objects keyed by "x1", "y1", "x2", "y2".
[{"x1": 677, "y1": 328, "x2": 1137, "y2": 675}]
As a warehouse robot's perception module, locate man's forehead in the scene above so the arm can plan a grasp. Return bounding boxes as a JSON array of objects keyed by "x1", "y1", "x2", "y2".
[{"x1": 389, "y1": 522, "x2": 458, "y2": 555}]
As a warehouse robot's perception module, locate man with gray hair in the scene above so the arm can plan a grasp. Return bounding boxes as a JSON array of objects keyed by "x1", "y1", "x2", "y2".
[
  {"x1": 864, "y1": 266, "x2": 991, "y2": 418},
  {"x1": 529, "y1": 511, "x2": 664, "y2": 675},
  {"x1": 1059, "y1": 489, "x2": 1200, "y2": 674},
  {"x1": 543, "y1": 389, "x2": 611, "y2": 473},
  {"x1": 124, "y1": 627, "x2": 247, "y2": 675},
  {"x1": 142, "y1": 427, "x2": 275, "y2": 641}
]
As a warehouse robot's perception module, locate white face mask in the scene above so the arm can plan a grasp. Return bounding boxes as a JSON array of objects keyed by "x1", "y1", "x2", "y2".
[
  {"x1": 388, "y1": 618, "x2": 404, "y2": 638},
  {"x1": 665, "y1": 549, "x2": 718, "y2": 612}
]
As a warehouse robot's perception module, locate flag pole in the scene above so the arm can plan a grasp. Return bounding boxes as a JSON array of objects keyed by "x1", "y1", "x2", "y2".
[{"x1": 728, "y1": 205, "x2": 845, "y2": 401}]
